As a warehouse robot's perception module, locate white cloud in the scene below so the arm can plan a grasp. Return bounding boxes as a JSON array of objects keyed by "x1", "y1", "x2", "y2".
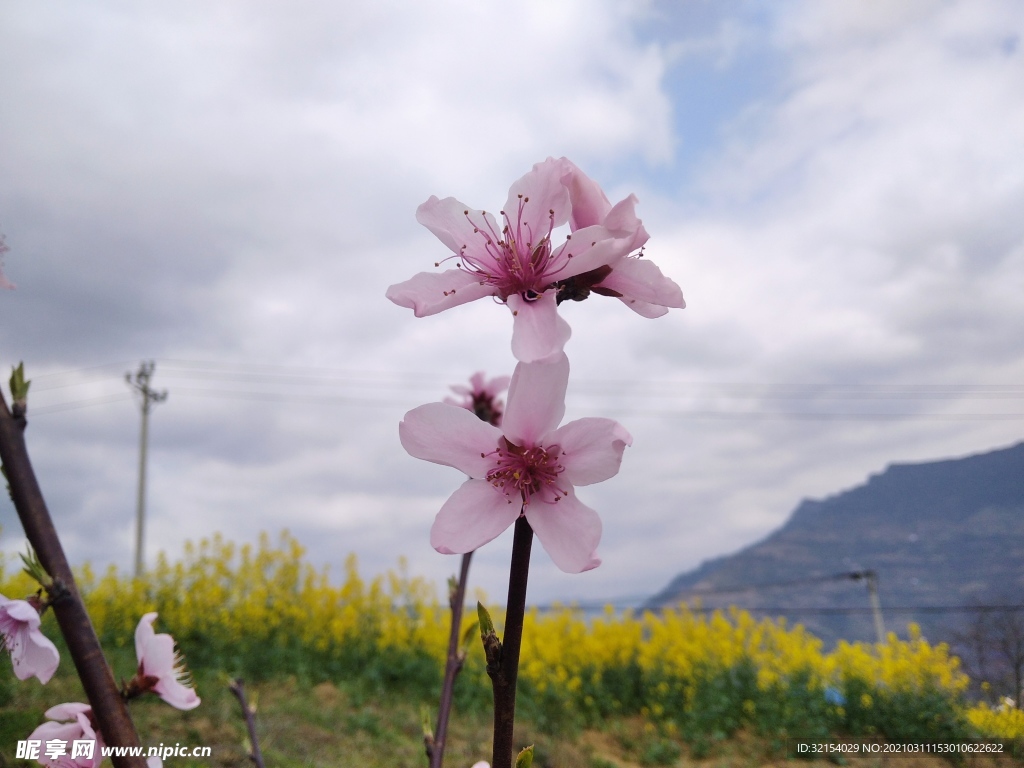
[{"x1": 2, "y1": 0, "x2": 1022, "y2": 610}]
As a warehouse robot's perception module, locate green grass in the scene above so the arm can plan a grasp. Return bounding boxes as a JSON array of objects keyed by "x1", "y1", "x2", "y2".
[{"x1": 3, "y1": 667, "x2": 1019, "y2": 768}]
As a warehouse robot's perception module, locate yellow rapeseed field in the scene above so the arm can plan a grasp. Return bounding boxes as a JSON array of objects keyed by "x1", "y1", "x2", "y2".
[{"x1": 1, "y1": 530, "x2": 1018, "y2": 748}]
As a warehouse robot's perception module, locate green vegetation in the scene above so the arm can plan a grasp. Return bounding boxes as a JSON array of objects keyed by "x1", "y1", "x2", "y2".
[{"x1": 2, "y1": 532, "x2": 1023, "y2": 767}]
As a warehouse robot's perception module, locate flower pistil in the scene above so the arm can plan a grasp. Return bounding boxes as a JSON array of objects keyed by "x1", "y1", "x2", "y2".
[
  {"x1": 484, "y1": 438, "x2": 567, "y2": 505},
  {"x1": 454, "y1": 196, "x2": 570, "y2": 301}
]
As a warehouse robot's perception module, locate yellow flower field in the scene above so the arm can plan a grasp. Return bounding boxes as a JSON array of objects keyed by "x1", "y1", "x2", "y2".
[{"x1": 1, "y1": 530, "x2": 1018, "y2": 751}]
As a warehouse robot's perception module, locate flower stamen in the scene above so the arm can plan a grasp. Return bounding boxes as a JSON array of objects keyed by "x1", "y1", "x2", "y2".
[{"x1": 485, "y1": 438, "x2": 567, "y2": 505}]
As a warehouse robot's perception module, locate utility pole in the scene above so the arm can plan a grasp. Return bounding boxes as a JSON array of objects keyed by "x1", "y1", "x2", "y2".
[
  {"x1": 126, "y1": 361, "x2": 167, "y2": 579},
  {"x1": 851, "y1": 570, "x2": 887, "y2": 644}
]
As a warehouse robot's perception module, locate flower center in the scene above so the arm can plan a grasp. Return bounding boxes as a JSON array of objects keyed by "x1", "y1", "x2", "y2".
[
  {"x1": 455, "y1": 195, "x2": 573, "y2": 300},
  {"x1": 485, "y1": 437, "x2": 567, "y2": 505}
]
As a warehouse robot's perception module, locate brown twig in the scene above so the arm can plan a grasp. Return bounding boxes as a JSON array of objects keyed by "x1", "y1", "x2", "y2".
[
  {"x1": 0, "y1": 389, "x2": 145, "y2": 768},
  {"x1": 427, "y1": 551, "x2": 473, "y2": 768},
  {"x1": 489, "y1": 516, "x2": 533, "y2": 768},
  {"x1": 229, "y1": 678, "x2": 266, "y2": 768}
]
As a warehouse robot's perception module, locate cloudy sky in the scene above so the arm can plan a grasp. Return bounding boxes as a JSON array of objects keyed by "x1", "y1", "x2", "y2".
[{"x1": 2, "y1": 0, "x2": 1022, "y2": 608}]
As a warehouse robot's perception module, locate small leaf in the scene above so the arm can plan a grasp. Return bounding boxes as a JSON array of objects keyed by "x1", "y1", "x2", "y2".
[
  {"x1": 420, "y1": 705, "x2": 433, "y2": 739},
  {"x1": 515, "y1": 745, "x2": 534, "y2": 768},
  {"x1": 19, "y1": 547, "x2": 52, "y2": 588},
  {"x1": 9, "y1": 362, "x2": 30, "y2": 405},
  {"x1": 477, "y1": 602, "x2": 495, "y2": 637}
]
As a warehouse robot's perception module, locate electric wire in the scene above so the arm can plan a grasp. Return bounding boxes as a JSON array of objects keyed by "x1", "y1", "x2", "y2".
[{"x1": 21, "y1": 358, "x2": 1024, "y2": 420}]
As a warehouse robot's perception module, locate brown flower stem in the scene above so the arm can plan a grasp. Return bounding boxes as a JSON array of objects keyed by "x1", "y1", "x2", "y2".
[
  {"x1": 427, "y1": 551, "x2": 473, "y2": 768},
  {"x1": 490, "y1": 515, "x2": 533, "y2": 768},
  {"x1": 0, "y1": 392, "x2": 145, "y2": 768},
  {"x1": 229, "y1": 678, "x2": 266, "y2": 768}
]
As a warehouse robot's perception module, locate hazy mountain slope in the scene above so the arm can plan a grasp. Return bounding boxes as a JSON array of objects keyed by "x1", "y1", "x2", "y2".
[{"x1": 647, "y1": 441, "x2": 1024, "y2": 645}]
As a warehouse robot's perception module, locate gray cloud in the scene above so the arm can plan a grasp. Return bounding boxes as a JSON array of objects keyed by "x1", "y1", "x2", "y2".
[{"x1": 2, "y1": 0, "x2": 1023, "y2": 609}]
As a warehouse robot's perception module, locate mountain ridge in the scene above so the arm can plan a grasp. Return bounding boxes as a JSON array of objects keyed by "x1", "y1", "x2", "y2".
[{"x1": 647, "y1": 440, "x2": 1024, "y2": 646}]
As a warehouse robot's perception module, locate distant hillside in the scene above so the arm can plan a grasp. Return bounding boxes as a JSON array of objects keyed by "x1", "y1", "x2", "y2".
[{"x1": 647, "y1": 441, "x2": 1024, "y2": 646}]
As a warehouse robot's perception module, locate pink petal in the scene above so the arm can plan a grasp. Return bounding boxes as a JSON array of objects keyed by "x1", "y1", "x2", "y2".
[
  {"x1": 504, "y1": 158, "x2": 572, "y2": 236},
  {"x1": 400, "y1": 403, "x2": 501, "y2": 477},
  {"x1": 11, "y1": 625, "x2": 60, "y2": 683},
  {"x1": 614, "y1": 296, "x2": 669, "y2": 318},
  {"x1": 507, "y1": 292, "x2": 571, "y2": 363},
  {"x1": 551, "y1": 417, "x2": 632, "y2": 487},
  {"x1": 562, "y1": 159, "x2": 612, "y2": 230},
  {"x1": 155, "y1": 672, "x2": 201, "y2": 711},
  {"x1": 429, "y1": 479, "x2": 522, "y2": 554},
  {"x1": 501, "y1": 352, "x2": 569, "y2": 446},
  {"x1": 44, "y1": 703, "x2": 92, "y2": 721},
  {"x1": 135, "y1": 612, "x2": 158, "y2": 663},
  {"x1": 416, "y1": 196, "x2": 502, "y2": 264},
  {"x1": 386, "y1": 269, "x2": 494, "y2": 317},
  {"x1": 29, "y1": 720, "x2": 84, "y2": 745},
  {"x1": 602, "y1": 195, "x2": 650, "y2": 252},
  {"x1": 548, "y1": 223, "x2": 637, "y2": 282},
  {"x1": 3, "y1": 596, "x2": 42, "y2": 627},
  {"x1": 467, "y1": 372, "x2": 486, "y2": 392},
  {"x1": 524, "y1": 491, "x2": 602, "y2": 573},
  {"x1": 140, "y1": 632, "x2": 178, "y2": 680},
  {"x1": 483, "y1": 374, "x2": 511, "y2": 395},
  {"x1": 598, "y1": 256, "x2": 685, "y2": 312},
  {"x1": 2, "y1": 599, "x2": 60, "y2": 683}
]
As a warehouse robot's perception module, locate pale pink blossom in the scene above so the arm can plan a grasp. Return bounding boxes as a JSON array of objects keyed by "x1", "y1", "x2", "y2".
[
  {"x1": 558, "y1": 159, "x2": 685, "y2": 318},
  {"x1": 133, "y1": 612, "x2": 200, "y2": 710},
  {"x1": 400, "y1": 353, "x2": 631, "y2": 573},
  {"x1": 0, "y1": 593, "x2": 60, "y2": 683},
  {"x1": 386, "y1": 158, "x2": 645, "y2": 362},
  {"x1": 444, "y1": 372, "x2": 511, "y2": 427},
  {"x1": 28, "y1": 703, "x2": 103, "y2": 768}
]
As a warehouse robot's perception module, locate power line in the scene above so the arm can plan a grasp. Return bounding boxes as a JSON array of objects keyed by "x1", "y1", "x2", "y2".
[
  {"x1": 30, "y1": 393, "x2": 135, "y2": 415},
  {"x1": 530, "y1": 602, "x2": 1024, "y2": 616},
  {"x1": 18, "y1": 358, "x2": 1024, "y2": 420}
]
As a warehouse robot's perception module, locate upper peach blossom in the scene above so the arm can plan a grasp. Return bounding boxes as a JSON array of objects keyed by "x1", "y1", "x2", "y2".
[{"x1": 386, "y1": 158, "x2": 646, "y2": 362}]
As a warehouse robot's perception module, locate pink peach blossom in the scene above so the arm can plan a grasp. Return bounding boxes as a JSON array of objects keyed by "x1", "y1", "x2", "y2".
[
  {"x1": 386, "y1": 158, "x2": 645, "y2": 362},
  {"x1": 134, "y1": 612, "x2": 200, "y2": 710},
  {"x1": 558, "y1": 159, "x2": 685, "y2": 318},
  {"x1": 28, "y1": 703, "x2": 103, "y2": 768},
  {"x1": 0, "y1": 593, "x2": 60, "y2": 684},
  {"x1": 400, "y1": 353, "x2": 631, "y2": 573},
  {"x1": 444, "y1": 372, "x2": 511, "y2": 427}
]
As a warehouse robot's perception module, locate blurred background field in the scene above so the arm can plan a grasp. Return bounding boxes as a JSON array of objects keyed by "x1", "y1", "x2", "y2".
[{"x1": 2, "y1": 531, "x2": 1023, "y2": 767}]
